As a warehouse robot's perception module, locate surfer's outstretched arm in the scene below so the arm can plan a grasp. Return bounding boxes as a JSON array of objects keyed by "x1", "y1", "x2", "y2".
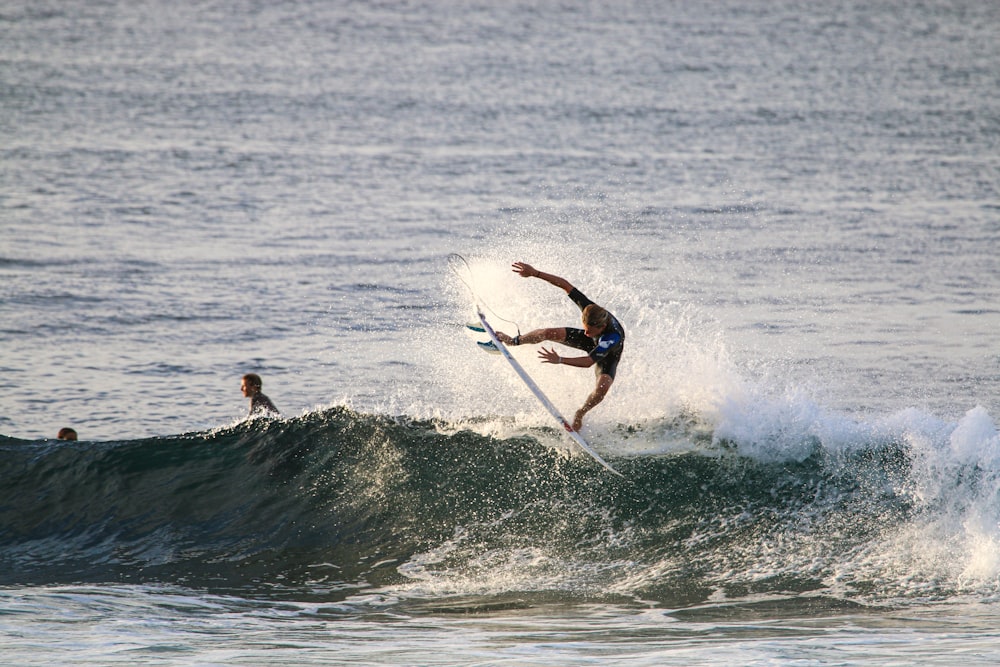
[
  {"x1": 537, "y1": 346, "x2": 594, "y2": 368},
  {"x1": 512, "y1": 262, "x2": 573, "y2": 294}
]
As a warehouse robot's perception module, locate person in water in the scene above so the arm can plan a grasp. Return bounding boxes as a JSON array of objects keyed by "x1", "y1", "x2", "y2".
[
  {"x1": 241, "y1": 373, "x2": 280, "y2": 418},
  {"x1": 57, "y1": 427, "x2": 78, "y2": 441},
  {"x1": 495, "y1": 261, "x2": 625, "y2": 432}
]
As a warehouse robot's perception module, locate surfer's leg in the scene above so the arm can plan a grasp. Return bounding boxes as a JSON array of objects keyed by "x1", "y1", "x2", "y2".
[
  {"x1": 496, "y1": 327, "x2": 567, "y2": 345},
  {"x1": 573, "y1": 373, "x2": 614, "y2": 431},
  {"x1": 561, "y1": 328, "x2": 592, "y2": 352}
]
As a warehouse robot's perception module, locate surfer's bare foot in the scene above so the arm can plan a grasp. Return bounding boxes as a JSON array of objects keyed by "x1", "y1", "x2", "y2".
[
  {"x1": 496, "y1": 332, "x2": 514, "y2": 344},
  {"x1": 572, "y1": 412, "x2": 584, "y2": 432}
]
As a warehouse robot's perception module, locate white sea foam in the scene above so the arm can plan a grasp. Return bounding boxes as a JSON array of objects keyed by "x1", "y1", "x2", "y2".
[{"x1": 444, "y1": 252, "x2": 1000, "y2": 595}]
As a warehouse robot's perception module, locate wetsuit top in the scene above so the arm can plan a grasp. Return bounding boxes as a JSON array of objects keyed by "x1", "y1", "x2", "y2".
[
  {"x1": 563, "y1": 287, "x2": 625, "y2": 379},
  {"x1": 249, "y1": 393, "x2": 280, "y2": 418}
]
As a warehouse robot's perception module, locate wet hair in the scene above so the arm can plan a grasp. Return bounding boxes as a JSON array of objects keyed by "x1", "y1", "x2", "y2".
[
  {"x1": 57, "y1": 427, "x2": 78, "y2": 441},
  {"x1": 242, "y1": 373, "x2": 263, "y2": 391},
  {"x1": 583, "y1": 304, "x2": 610, "y2": 328}
]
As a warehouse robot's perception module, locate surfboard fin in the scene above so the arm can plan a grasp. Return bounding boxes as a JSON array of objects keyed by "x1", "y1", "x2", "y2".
[
  {"x1": 466, "y1": 322, "x2": 486, "y2": 333},
  {"x1": 476, "y1": 340, "x2": 501, "y2": 354}
]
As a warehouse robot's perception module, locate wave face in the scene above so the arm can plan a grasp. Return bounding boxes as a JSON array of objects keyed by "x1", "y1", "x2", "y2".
[{"x1": 2, "y1": 406, "x2": 999, "y2": 606}]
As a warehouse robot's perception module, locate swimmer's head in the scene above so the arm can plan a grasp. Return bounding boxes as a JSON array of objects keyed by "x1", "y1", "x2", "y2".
[{"x1": 241, "y1": 373, "x2": 263, "y2": 396}]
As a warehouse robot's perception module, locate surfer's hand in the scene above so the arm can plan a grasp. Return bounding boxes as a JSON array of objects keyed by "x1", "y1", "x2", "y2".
[
  {"x1": 572, "y1": 411, "x2": 584, "y2": 432},
  {"x1": 512, "y1": 262, "x2": 537, "y2": 278},
  {"x1": 538, "y1": 346, "x2": 561, "y2": 364}
]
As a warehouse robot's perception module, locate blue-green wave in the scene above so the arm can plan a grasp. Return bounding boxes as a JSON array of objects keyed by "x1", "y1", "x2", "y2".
[{"x1": 0, "y1": 407, "x2": 990, "y2": 606}]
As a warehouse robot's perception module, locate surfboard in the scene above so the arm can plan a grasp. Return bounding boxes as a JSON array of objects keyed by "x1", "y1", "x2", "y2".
[{"x1": 473, "y1": 307, "x2": 624, "y2": 478}]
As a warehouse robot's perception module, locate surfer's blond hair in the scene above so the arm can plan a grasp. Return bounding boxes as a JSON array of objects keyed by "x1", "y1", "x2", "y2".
[{"x1": 583, "y1": 304, "x2": 610, "y2": 328}]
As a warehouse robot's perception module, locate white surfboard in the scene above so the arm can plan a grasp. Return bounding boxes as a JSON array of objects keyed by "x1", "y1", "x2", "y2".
[{"x1": 474, "y1": 308, "x2": 624, "y2": 478}]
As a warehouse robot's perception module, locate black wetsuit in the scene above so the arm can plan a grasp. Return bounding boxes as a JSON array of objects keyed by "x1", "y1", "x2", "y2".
[
  {"x1": 563, "y1": 288, "x2": 625, "y2": 379},
  {"x1": 249, "y1": 393, "x2": 279, "y2": 418}
]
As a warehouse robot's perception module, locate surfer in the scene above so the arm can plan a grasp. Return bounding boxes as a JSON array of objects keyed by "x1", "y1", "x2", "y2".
[
  {"x1": 241, "y1": 373, "x2": 280, "y2": 419},
  {"x1": 57, "y1": 427, "x2": 78, "y2": 441},
  {"x1": 495, "y1": 261, "x2": 624, "y2": 431}
]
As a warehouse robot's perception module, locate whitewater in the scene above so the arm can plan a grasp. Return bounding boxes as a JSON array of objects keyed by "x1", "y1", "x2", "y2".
[{"x1": 2, "y1": 0, "x2": 1000, "y2": 664}]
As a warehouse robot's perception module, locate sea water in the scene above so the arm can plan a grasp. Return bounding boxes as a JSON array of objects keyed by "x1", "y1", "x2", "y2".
[{"x1": 2, "y1": 0, "x2": 999, "y2": 664}]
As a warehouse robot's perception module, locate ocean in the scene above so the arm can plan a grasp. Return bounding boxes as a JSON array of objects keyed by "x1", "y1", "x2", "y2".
[{"x1": 2, "y1": 0, "x2": 999, "y2": 664}]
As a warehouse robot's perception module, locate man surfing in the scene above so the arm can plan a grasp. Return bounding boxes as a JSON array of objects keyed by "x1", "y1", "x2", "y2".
[{"x1": 495, "y1": 261, "x2": 625, "y2": 431}]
